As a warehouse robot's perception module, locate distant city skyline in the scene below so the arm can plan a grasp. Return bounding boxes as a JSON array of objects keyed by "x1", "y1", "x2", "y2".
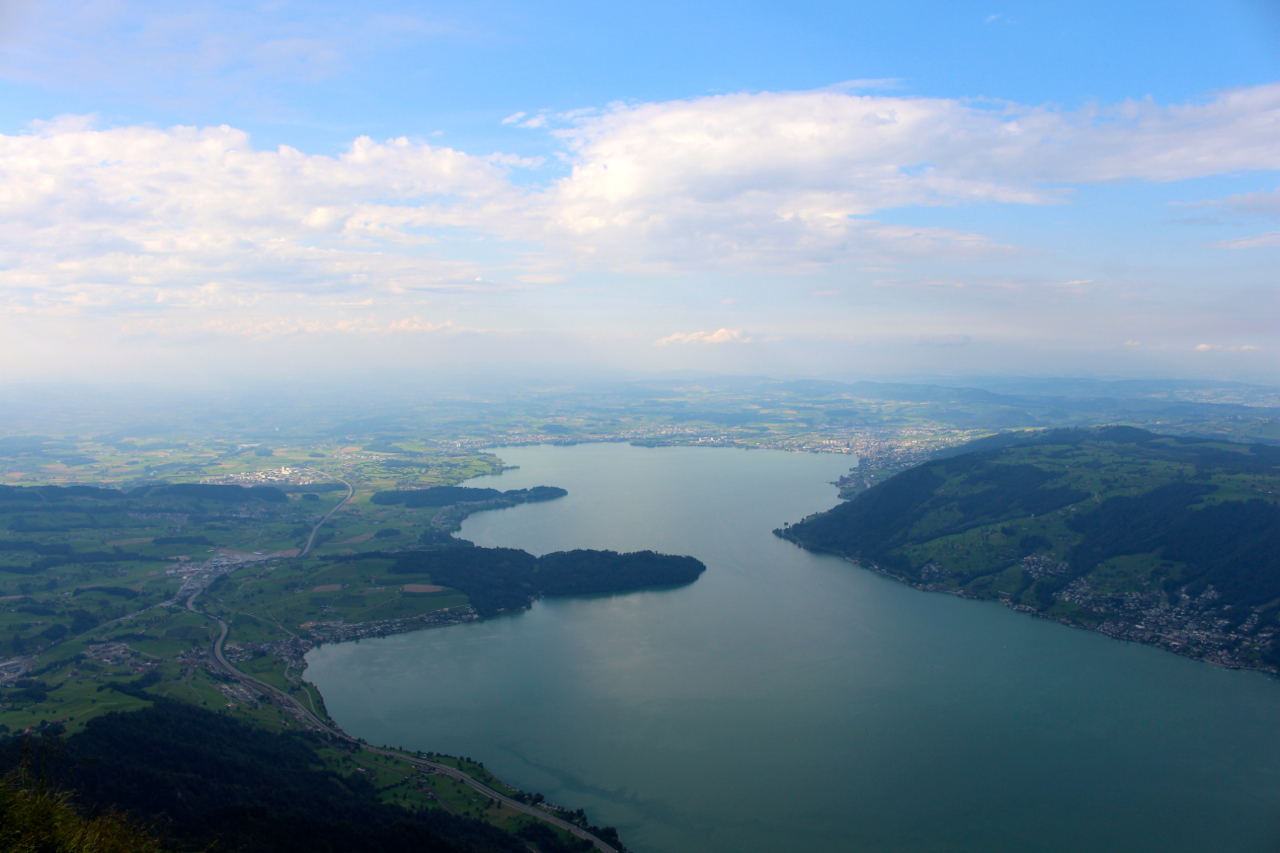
[{"x1": 0, "y1": 0, "x2": 1276, "y2": 383}]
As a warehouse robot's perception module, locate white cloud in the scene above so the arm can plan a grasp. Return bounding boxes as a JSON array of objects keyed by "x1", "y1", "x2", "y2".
[
  {"x1": 1213, "y1": 231, "x2": 1280, "y2": 249},
  {"x1": 0, "y1": 121, "x2": 526, "y2": 311},
  {"x1": 1181, "y1": 187, "x2": 1280, "y2": 220},
  {"x1": 1195, "y1": 343, "x2": 1262, "y2": 351},
  {"x1": 0, "y1": 1, "x2": 452, "y2": 103},
  {"x1": 654, "y1": 328, "x2": 753, "y2": 345},
  {"x1": 1, "y1": 83, "x2": 1277, "y2": 317},
  {"x1": 541, "y1": 83, "x2": 1280, "y2": 269}
]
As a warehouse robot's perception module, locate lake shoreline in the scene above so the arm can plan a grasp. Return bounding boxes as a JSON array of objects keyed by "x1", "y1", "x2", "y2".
[
  {"x1": 308, "y1": 442, "x2": 1280, "y2": 853},
  {"x1": 774, "y1": 527, "x2": 1279, "y2": 679}
]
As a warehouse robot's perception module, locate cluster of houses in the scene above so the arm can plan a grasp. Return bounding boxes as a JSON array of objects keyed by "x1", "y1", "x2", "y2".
[
  {"x1": 204, "y1": 466, "x2": 317, "y2": 486},
  {"x1": 301, "y1": 607, "x2": 478, "y2": 644}
]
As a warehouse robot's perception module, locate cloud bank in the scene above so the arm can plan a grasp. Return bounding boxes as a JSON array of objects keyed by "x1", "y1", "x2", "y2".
[
  {"x1": 655, "y1": 329, "x2": 753, "y2": 345},
  {"x1": 0, "y1": 83, "x2": 1276, "y2": 320},
  {"x1": 543, "y1": 84, "x2": 1280, "y2": 269}
]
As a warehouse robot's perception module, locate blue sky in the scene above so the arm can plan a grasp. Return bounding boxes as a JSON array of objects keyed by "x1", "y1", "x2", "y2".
[{"x1": 0, "y1": 0, "x2": 1276, "y2": 383}]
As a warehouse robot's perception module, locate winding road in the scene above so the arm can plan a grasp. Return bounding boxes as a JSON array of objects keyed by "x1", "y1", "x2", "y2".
[{"x1": 180, "y1": 472, "x2": 620, "y2": 853}]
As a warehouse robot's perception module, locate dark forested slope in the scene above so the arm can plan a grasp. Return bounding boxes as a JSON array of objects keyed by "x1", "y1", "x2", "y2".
[
  {"x1": 390, "y1": 547, "x2": 706, "y2": 616},
  {"x1": 779, "y1": 427, "x2": 1280, "y2": 672},
  {"x1": 3, "y1": 700, "x2": 527, "y2": 853}
]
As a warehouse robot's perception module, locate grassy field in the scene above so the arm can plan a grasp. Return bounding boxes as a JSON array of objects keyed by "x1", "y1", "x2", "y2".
[
  {"x1": 0, "y1": 432, "x2": 507, "y2": 738},
  {"x1": 0, "y1": 436, "x2": 604, "y2": 846}
]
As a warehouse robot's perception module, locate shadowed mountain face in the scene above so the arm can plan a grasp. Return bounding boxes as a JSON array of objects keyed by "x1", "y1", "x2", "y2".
[{"x1": 3, "y1": 700, "x2": 529, "y2": 853}]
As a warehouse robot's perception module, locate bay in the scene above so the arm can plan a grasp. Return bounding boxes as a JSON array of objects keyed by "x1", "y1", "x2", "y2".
[{"x1": 305, "y1": 443, "x2": 1280, "y2": 853}]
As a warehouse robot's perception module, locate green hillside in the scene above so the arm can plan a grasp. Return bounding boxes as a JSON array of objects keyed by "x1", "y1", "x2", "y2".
[
  {"x1": 778, "y1": 427, "x2": 1280, "y2": 673},
  {"x1": 0, "y1": 477, "x2": 675, "y2": 852}
]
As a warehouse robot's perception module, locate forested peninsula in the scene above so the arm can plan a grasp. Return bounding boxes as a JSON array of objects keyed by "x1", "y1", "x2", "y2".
[
  {"x1": 387, "y1": 547, "x2": 706, "y2": 616},
  {"x1": 372, "y1": 485, "x2": 569, "y2": 537},
  {"x1": 778, "y1": 426, "x2": 1280, "y2": 673}
]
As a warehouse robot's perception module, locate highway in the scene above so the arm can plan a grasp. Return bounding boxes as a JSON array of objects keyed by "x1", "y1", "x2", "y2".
[
  {"x1": 183, "y1": 549, "x2": 619, "y2": 851},
  {"x1": 299, "y1": 470, "x2": 354, "y2": 557},
  {"x1": 368, "y1": 747, "x2": 620, "y2": 852}
]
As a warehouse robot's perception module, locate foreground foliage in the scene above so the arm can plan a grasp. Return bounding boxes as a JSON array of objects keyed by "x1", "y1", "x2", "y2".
[
  {"x1": 0, "y1": 754, "x2": 160, "y2": 853},
  {"x1": 1, "y1": 701, "x2": 539, "y2": 853}
]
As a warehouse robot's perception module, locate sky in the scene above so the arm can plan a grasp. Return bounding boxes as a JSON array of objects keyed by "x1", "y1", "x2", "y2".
[{"x1": 0, "y1": 0, "x2": 1277, "y2": 385}]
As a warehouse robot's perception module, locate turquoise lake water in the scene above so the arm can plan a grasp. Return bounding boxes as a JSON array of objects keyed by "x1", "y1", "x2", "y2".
[{"x1": 305, "y1": 443, "x2": 1280, "y2": 853}]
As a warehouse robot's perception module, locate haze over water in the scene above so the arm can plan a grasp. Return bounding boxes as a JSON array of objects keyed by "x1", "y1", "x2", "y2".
[{"x1": 306, "y1": 444, "x2": 1280, "y2": 853}]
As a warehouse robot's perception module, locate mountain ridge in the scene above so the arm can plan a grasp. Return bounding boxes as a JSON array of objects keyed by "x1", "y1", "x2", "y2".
[{"x1": 778, "y1": 427, "x2": 1280, "y2": 673}]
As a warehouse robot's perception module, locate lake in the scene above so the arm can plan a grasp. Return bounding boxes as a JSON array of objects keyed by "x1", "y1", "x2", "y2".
[{"x1": 305, "y1": 443, "x2": 1280, "y2": 853}]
